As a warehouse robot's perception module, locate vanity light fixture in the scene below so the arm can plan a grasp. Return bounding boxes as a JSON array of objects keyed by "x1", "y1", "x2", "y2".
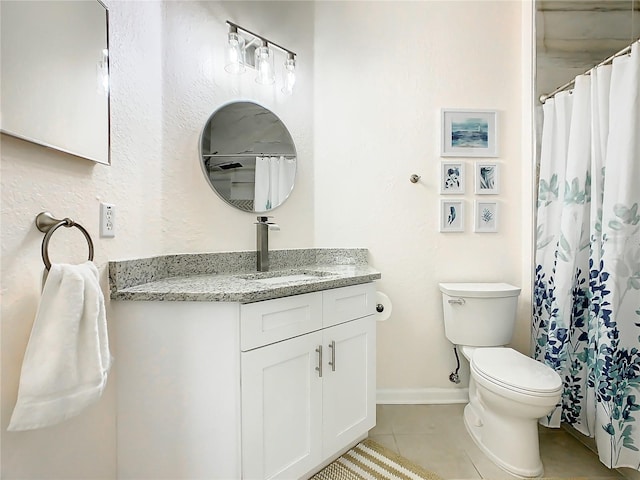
[
  {"x1": 254, "y1": 40, "x2": 275, "y2": 85},
  {"x1": 281, "y1": 53, "x2": 296, "y2": 95},
  {"x1": 224, "y1": 25, "x2": 245, "y2": 74},
  {"x1": 224, "y1": 21, "x2": 296, "y2": 94}
]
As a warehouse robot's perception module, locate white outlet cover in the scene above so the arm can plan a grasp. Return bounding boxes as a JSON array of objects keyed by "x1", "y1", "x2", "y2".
[{"x1": 100, "y1": 202, "x2": 115, "y2": 237}]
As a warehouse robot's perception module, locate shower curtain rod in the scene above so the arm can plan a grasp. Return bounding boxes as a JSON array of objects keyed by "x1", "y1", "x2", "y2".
[{"x1": 539, "y1": 37, "x2": 640, "y2": 104}]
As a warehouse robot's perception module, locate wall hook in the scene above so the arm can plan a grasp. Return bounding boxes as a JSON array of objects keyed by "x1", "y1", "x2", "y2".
[{"x1": 409, "y1": 174, "x2": 421, "y2": 183}]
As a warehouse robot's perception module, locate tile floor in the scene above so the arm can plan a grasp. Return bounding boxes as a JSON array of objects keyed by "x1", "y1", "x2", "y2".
[{"x1": 368, "y1": 404, "x2": 624, "y2": 479}]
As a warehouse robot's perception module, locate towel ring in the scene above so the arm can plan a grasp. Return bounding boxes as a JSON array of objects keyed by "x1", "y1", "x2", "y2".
[{"x1": 36, "y1": 212, "x2": 94, "y2": 270}]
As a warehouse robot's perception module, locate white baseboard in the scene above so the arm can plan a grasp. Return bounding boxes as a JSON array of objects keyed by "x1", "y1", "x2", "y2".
[{"x1": 376, "y1": 388, "x2": 469, "y2": 404}]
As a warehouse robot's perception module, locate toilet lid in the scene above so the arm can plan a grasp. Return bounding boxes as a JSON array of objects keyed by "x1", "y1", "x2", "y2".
[
  {"x1": 439, "y1": 282, "x2": 521, "y2": 298},
  {"x1": 472, "y1": 348, "x2": 562, "y2": 395}
]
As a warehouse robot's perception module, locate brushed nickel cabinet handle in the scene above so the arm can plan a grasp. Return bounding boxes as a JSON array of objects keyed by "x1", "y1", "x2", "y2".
[
  {"x1": 315, "y1": 345, "x2": 323, "y2": 377},
  {"x1": 328, "y1": 340, "x2": 336, "y2": 372}
]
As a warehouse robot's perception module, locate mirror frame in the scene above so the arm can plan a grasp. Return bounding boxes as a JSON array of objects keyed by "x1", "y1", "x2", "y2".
[
  {"x1": 199, "y1": 101, "x2": 297, "y2": 213},
  {"x1": 0, "y1": 0, "x2": 111, "y2": 164}
]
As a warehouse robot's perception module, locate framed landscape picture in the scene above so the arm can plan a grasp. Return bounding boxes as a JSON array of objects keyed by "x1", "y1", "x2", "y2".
[{"x1": 441, "y1": 109, "x2": 498, "y2": 157}]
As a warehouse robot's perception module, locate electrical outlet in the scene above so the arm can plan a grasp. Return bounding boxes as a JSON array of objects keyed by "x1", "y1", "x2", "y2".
[{"x1": 100, "y1": 203, "x2": 115, "y2": 238}]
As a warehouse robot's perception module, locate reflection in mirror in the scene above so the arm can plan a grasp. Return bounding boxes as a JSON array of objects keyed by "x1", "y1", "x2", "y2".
[
  {"x1": 0, "y1": 0, "x2": 110, "y2": 164},
  {"x1": 200, "y1": 102, "x2": 296, "y2": 212}
]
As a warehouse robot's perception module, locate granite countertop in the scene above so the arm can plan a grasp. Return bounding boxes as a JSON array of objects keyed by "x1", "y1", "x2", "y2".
[{"x1": 109, "y1": 248, "x2": 381, "y2": 303}]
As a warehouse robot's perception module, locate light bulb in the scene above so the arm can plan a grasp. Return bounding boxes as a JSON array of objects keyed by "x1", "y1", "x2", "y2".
[
  {"x1": 255, "y1": 42, "x2": 275, "y2": 85},
  {"x1": 225, "y1": 30, "x2": 245, "y2": 74},
  {"x1": 281, "y1": 55, "x2": 296, "y2": 95}
]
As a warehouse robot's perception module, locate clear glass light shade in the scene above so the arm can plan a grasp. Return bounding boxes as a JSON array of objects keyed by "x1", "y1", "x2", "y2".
[
  {"x1": 225, "y1": 32, "x2": 245, "y2": 74},
  {"x1": 281, "y1": 56, "x2": 296, "y2": 95},
  {"x1": 254, "y1": 44, "x2": 275, "y2": 85}
]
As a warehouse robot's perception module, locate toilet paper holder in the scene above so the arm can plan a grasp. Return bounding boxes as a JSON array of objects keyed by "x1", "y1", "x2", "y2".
[{"x1": 374, "y1": 291, "x2": 392, "y2": 322}]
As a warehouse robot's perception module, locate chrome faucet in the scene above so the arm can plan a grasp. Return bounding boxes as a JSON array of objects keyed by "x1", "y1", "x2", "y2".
[{"x1": 256, "y1": 216, "x2": 280, "y2": 272}]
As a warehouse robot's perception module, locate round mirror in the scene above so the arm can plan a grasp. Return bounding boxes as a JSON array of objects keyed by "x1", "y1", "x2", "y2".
[{"x1": 199, "y1": 101, "x2": 297, "y2": 212}]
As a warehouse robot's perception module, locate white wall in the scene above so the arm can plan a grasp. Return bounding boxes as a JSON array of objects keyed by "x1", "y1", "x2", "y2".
[
  {"x1": 313, "y1": 0, "x2": 532, "y2": 398},
  {"x1": 159, "y1": 0, "x2": 315, "y2": 254},
  {"x1": 0, "y1": 0, "x2": 533, "y2": 477},
  {"x1": 0, "y1": 1, "x2": 314, "y2": 478},
  {"x1": 1, "y1": 2, "x2": 163, "y2": 477}
]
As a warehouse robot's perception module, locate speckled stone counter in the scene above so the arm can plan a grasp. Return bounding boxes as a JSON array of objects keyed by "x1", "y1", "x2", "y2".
[{"x1": 109, "y1": 248, "x2": 381, "y2": 303}]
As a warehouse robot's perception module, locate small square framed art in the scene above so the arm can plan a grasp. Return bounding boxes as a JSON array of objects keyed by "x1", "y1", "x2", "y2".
[
  {"x1": 440, "y1": 161, "x2": 465, "y2": 194},
  {"x1": 474, "y1": 162, "x2": 499, "y2": 194},
  {"x1": 474, "y1": 200, "x2": 498, "y2": 233},
  {"x1": 440, "y1": 199, "x2": 464, "y2": 232}
]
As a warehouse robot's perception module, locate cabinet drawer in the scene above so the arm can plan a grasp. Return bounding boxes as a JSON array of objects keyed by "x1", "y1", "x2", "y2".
[
  {"x1": 322, "y1": 283, "x2": 375, "y2": 328},
  {"x1": 241, "y1": 292, "x2": 323, "y2": 351}
]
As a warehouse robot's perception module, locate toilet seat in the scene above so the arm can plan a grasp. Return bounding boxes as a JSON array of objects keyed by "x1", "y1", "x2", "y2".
[{"x1": 471, "y1": 348, "x2": 562, "y2": 397}]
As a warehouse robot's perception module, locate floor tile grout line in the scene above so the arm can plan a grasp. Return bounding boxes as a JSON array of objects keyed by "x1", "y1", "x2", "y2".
[
  {"x1": 377, "y1": 404, "x2": 626, "y2": 479},
  {"x1": 462, "y1": 448, "x2": 484, "y2": 480}
]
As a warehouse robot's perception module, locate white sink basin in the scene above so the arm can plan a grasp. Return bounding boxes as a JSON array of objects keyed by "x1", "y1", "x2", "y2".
[{"x1": 238, "y1": 269, "x2": 335, "y2": 285}]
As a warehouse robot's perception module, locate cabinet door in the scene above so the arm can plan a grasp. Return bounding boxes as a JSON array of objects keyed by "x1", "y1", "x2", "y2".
[
  {"x1": 241, "y1": 332, "x2": 323, "y2": 480},
  {"x1": 322, "y1": 316, "x2": 376, "y2": 458}
]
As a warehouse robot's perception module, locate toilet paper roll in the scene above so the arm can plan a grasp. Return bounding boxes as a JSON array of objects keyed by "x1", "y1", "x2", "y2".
[{"x1": 375, "y1": 291, "x2": 392, "y2": 322}]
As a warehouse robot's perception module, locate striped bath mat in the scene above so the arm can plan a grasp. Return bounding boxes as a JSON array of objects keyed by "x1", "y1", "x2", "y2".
[{"x1": 311, "y1": 439, "x2": 442, "y2": 480}]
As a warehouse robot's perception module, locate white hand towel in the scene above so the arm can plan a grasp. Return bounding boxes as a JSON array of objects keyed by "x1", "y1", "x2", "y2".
[{"x1": 8, "y1": 261, "x2": 112, "y2": 431}]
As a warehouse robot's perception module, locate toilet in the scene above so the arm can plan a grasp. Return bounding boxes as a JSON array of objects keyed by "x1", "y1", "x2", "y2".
[{"x1": 439, "y1": 282, "x2": 562, "y2": 478}]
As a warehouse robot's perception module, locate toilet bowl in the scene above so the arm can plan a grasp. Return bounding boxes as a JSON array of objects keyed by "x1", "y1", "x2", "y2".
[
  {"x1": 439, "y1": 283, "x2": 562, "y2": 478},
  {"x1": 461, "y1": 346, "x2": 562, "y2": 478}
]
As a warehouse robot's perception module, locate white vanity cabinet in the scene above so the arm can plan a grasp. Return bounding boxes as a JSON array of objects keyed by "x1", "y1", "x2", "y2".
[
  {"x1": 240, "y1": 284, "x2": 376, "y2": 479},
  {"x1": 321, "y1": 316, "x2": 376, "y2": 458},
  {"x1": 114, "y1": 282, "x2": 376, "y2": 480}
]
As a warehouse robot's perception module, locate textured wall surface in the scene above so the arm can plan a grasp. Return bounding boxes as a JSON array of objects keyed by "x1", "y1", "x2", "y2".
[
  {"x1": 1, "y1": 2, "x2": 163, "y2": 477},
  {"x1": 536, "y1": 1, "x2": 640, "y2": 101},
  {"x1": 313, "y1": 1, "x2": 533, "y2": 395},
  {"x1": 0, "y1": 0, "x2": 534, "y2": 477},
  {"x1": 159, "y1": 0, "x2": 315, "y2": 255},
  {"x1": 1, "y1": 1, "x2": 314, "y2": 478}
]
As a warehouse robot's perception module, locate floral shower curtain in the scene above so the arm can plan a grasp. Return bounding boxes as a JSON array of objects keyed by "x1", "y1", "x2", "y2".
[{"x1": 533, "y1": 41, "x2": 640, "y2": 470}]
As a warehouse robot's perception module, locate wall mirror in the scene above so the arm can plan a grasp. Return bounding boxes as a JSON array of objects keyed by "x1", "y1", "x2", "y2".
[
  {"x1": 199, "y1": 101, "x2": 297, "y2": 212},
  {"x1": 0, "y1": 0, "x2": 110, "y2": 165}
]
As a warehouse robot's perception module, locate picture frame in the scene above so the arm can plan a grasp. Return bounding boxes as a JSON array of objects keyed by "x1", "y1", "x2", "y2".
[
  {"x1": 440, "y1": 199, "x2": 464, "y2": 232},
  {"x1": 441, "y1": 109, "x2": 498, "y2": 157},
  {"x1": 474, "y1": 200, "x2": 498, "y2": 233},
  {"x1": 440, "y1": 161, "x2": 465, "y2": 194},
  {"x1": 475, "y1": 162, "x2": 499, "y2": 194}
]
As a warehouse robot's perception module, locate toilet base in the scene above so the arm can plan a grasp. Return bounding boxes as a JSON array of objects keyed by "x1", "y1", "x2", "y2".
[{"x1": 464, "y1": 404, "x2": 544, "y2": 478}]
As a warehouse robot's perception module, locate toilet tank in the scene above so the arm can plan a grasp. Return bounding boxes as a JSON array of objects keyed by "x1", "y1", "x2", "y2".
[{"x1": 439, "y1": 283, "x2": 521, "y2": 346}]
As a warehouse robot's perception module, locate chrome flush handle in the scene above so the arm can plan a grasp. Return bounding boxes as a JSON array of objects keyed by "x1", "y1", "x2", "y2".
[{"x1": 448, "y1": 298, "x2": 465, "y2": 305}]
